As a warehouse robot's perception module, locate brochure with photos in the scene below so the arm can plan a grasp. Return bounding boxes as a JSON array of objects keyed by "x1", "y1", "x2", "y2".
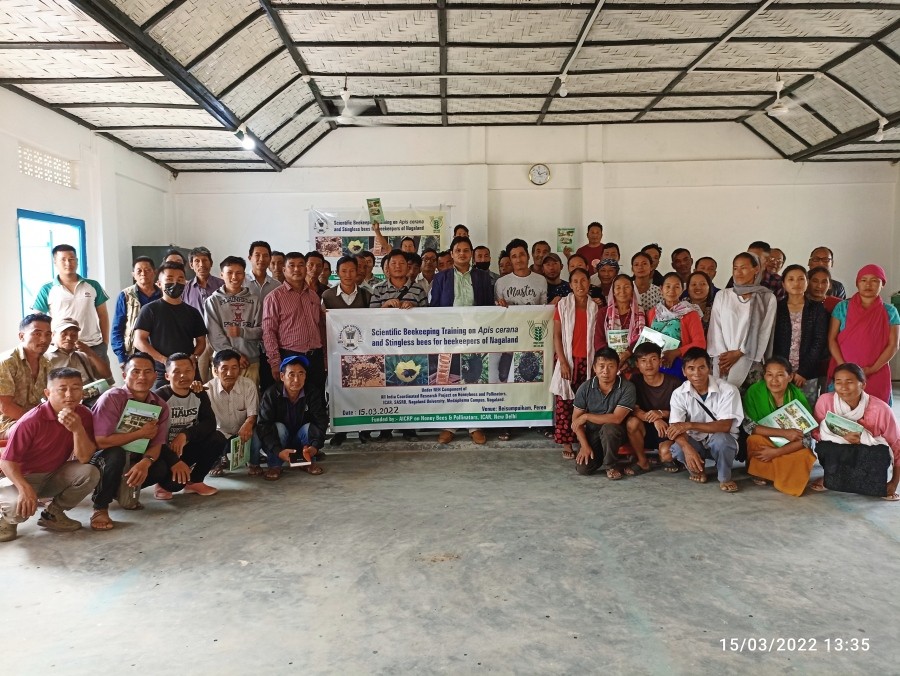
[
  {"x1": 758, "y1": 400, "x2": 817, "y2": 447},
  {"x1": 115, "y1": 400, "x2": 163, "y2": 454}
]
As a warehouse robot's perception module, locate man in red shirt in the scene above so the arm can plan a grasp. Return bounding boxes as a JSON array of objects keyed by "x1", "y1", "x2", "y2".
[{"x1": 0, "y1": 367, "x2": 99, "y2": 542}]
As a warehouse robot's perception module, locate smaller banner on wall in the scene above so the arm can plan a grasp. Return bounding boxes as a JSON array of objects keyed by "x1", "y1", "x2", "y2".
[
  {"x1": 326, "y1": 306, "x2": 554, "y2": 431},
  {"x1": 309, "y1": 206, "x2": 448, "y2": 262}
]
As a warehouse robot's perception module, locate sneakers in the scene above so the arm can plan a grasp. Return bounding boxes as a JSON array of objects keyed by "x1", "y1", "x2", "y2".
[
  {"x1": 0, "y1": 519, "x2": 17, "y2": 542},
  {"x1": 184, "y1": 482, "x2": 218, "y2": 496},
  {"x1": 329, "y1": 432, "x2": 347, "y2": 447},
  {"x1": 469, "y1": 430, "x2": 486, "y2": 445},
  {"x1": 402, "y1": 431, "x2": 419, "y2": 442},
  {"x1": 37, "y1": 503, "x2": 82, "y2": 532}
]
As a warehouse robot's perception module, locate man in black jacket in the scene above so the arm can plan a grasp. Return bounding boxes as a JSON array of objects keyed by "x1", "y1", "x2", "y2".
[
  {"x1": 256, "y1": 355, "x2": 328, "y2": 481},
  {"x1": 154, "y1": 353, "x2": 227, "y2": 499}
]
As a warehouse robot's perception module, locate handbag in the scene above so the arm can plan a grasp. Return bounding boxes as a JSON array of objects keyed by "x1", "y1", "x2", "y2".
[{"x1": 815, "y1": 441, "x2": 892, "y2": 497}]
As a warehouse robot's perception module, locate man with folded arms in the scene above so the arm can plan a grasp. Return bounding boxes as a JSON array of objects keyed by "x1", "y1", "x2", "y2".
[
  {"x1": 256, "y1": 355, "x2": 328, "y2": 481},
  {"x1": 88, "y1": 353, "x2": 185, "y2": 531},
  {"x1": 0, "y1": 368, "x2": 100, "y2": 542}
]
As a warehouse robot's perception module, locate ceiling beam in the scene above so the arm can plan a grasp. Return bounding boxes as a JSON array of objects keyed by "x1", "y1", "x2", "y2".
[
  {"x1": 67, "y1": 0, "x2": 285, "y2": 170},
  {"x1": 261, "y1": 100, "x2": 319, "y2": 143},
  {"x1": 287, "y1": 127, "x2": 333, "y2": 166},
  {"x1": 0, "y1": 41, "x2": 129, "y2": 50},
  {"x1": 633, "y1": 0, "x2": 778, "y2": 122},
  {"x1": 243, "y1": 73, "x2": 304, "y2": 121},
  {"x1": 0, "y1": 76, "x2": 168, "y2": 85},
  {"x1": 438, "y1": 0, "x2": 448, "y2": 126},
  {"x1": 285, "y1": 36, "x2": 866, "y2": 48},
  {"x1": 259, "y1": 0, "x2": 335, "y2": 133},
  {"x1": 165, "y1": 158, "x2": 266, "y2": 164},
  {"x1": 740, "y1": 119, "x2": 790, "y2": 159},
  {"x1": 538, "y1": 0, "x2": 608, "y2": 124},
  {"x1": 217, "y1": 45, "x2": 286, "y2": 99},
  {"x1": 183, "y1": 9, "x2": 264, "y2": 70},
  {"x1": 141, "y1": 0, "x2": 188, "y2": 31},
  {"x1": 791, "y1": 111, "x2": 900, "y2": 160},
  {"x1": 52, "y1": 102, "x2": 202, "y2": 109},
  {"x1": 272, "y1": 1, "x2": 899, "y2": 10}
]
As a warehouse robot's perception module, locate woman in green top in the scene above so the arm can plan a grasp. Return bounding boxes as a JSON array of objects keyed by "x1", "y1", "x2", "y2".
[{"x1": 742, "y1": 356, "x2": 817, "y2": 497}]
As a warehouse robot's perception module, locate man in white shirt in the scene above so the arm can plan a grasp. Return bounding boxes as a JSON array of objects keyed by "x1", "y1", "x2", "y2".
[
  {"x1": 667, "y1": 347, "x2": 744, "y2": 493},
  {"x1": 205, "y1": 349, "x2": 259, "y2": 475}
]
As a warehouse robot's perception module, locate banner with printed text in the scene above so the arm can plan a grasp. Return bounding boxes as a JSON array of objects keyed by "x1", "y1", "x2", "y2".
[
  {"x1": 309, "y1": 207, "x2": 448, "y2": 262},
  {"x1": 326, "y1": 306, "x2": 554, "y2": 431}
]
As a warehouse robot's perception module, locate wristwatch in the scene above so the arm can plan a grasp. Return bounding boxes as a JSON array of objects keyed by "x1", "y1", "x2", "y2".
[{"x1": 142, "y1": 455, "x2": 155, "y2": 464}]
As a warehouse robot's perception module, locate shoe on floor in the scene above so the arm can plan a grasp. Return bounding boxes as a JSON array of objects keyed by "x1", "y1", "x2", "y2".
[
  {"x1": 438, "y1": 431, "x2": 455, "y2": 444},
  {"x1": 154, "y1": 486, "x2": 174, "y2": 500},
  {"x1": 0, "y1": 519, "x2": 18, "y2": 542},
  {"x1": 402, "y1": 431, "x2": 419, "y2": 442},
  {"x1": 184, "y1": 482, "x2": 218, "y2": 496},
  {"x1": 359, "y1": 431, "x2": 372, "y2": 444},
  {"x1": 375, "y1": 430, "x2": 393, "y2": 442},
  {"x1": 329, "y1": 432, "x2": 346, "y2": 447},
  {"x1": 37, "y1": 503, "x2": 81, "y2": 532},
  {"x1": 470, "y1": 430, "x2": 486, "y2": 445}
]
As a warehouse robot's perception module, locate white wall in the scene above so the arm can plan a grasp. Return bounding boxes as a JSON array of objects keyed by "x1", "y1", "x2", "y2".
[
  {"x1": 173, "y1": 123, "x2": 898, "y2": 292},
  {"x1": 0, "y1": 88, "x2": 174, "y2": 338}
]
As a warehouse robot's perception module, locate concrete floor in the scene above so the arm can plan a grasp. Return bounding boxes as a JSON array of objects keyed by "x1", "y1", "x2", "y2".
[{"x1": 3, "y1": 432, "x2": 899, "y2": 675}]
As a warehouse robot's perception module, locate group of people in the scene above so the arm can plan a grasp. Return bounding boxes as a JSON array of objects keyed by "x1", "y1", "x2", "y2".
[{"x1": 1, "y1": 222, "x2": 898, "y2": 543}]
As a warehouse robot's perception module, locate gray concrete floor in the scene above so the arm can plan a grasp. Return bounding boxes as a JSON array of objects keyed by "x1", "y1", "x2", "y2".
[{"x1": 3, "y1": 431, "x2": 899, "y2": 675}]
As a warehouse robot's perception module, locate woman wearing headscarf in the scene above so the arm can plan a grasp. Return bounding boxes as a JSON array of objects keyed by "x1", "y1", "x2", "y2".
[
  {"x1": 742, "y1": 356, "x2": 817, "y2": 496},
  {"x1": 604, "y1": 273, "x2": 645, "y2": 373},
  {"x1": 551, "y1": 268, "x2": 603, "y2": 459},
  {"x1": 707, "y1": 252, "x2": 777, "y2": 389},
  {"x1": 826, "y1": 264, "x2": 900, "y2": 405},
  {"x1": 590, "y1": 258, "x2": 618, "y2": 300},
  {"x1": 645, "y1": 272, "x2": 706, "y2": 378}
]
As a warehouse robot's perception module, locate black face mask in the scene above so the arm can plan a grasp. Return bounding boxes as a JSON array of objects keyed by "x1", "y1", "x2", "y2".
[
  {"x1": 163, "y1": 282, "x2": 185, "y2": 299},
  {"x1": 474, "y1": 262, "x2": 491, "y2": 271}
]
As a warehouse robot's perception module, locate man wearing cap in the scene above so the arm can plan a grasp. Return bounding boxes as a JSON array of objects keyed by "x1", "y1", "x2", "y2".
[
  {"x1": 32, "y1": 244, "x2": 110, "y2": 366},
  {"x1": 0, "y1": 314, "x2": 53, "y2": 440},
  {"x1": 256, "y1": 355, "x2": 328, "y2": 481},
  {"x1": 430, "y1": 236, "x2": 494, "y2": 446},
  {"x1": 0, "y1": 367, "x2": 100, "y2": 542},
  {"x1": 46, "y1": 318, "x2": 113, "y2": 403},
  {"x1": 542, "y1": 253, "x2": 570, "y2": 304}
]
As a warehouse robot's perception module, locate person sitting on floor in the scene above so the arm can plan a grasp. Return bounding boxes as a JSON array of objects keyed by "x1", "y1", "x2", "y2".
[
  {"x1": 153, "y1": 354, "x2": 226, "y2": 498},
  {"x1": 742, "y1": 356, "x2": 817, "y2": 497},
  {"x1": 46, "y1": 317, "x2": 113, "y2": 405},
  {"x1": 812, "y1": 362, "x2": 900, "y2": 501},
  {"x1": 625, "y1": 342, "x2": 680, "y2": 475},
  {"x1": 573, "y1": 347, "x2": 637, "y2": 480},
  {"x1": 256, "y1": 355, "x2": 328, "y2": 482},
  {"x1": 206, "y1": 349, "x2": 258, "y2": 474},
  {"x1": 0, "y1": 368, "x2": 100, "y2": 543},
  {"x1": 88, "y1": 353, "x2": 187, "y2": 531},
  {"x1": 667, "y1": 347, "x2": 744, "y2": 493},
  {"x1": 0, "y1": 314, "x2": 53, "y2": 440}
]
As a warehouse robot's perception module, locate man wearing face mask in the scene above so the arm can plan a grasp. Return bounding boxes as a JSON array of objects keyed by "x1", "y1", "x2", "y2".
[
  {"x1": 473, "y1": 245, "x2": 499, "y2": 283},
  {"x1": 133, "y1": 262, "x2": 208, "y2": 389}
]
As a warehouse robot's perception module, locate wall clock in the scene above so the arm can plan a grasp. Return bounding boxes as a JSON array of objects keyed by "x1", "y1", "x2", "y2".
[{"x1": 528, "y1": 164, "x2": 551, "y2": 186}]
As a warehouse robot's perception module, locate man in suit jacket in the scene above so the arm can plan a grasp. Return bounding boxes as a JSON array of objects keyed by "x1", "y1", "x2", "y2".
[{"x1": 430, "y1": 235, "x2": 494, "y2": 445}]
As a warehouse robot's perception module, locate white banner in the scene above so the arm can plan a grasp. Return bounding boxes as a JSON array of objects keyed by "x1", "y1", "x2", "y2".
[
  {"x1": 326, "y1": 306, "x2": 554, "y2": 431},
  {"x1": 309, "y1": 206, "x2": 449, "y2": 261}
]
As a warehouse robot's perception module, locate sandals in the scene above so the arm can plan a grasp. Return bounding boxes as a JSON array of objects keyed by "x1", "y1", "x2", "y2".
[
  {"x1": 688, "y1": 471, "x2": 708, "y2": 484},
  {"x1": 498, "y1": 432, "x2": 511, "y2": 442},
  {"x1": 543, "y1": 430, "x2": 554, "y2": 439},
  {"x1": 720, "y1": 481, "x2": 739, "y2": 493},
  {"x1": 90, "y1": 510, "x2": 114, "y2": 531},
  {"x1": 623, "y1": 463, "x2": 651, "y2": 476},
  {"x1": 208, "y1": 456, "x2": 228, "y2": 477},
  {"x1": 808, "y1": 481, "x2": 827, "y2": 492},
  {"x1": 264, "y1": 467, "x2": 283, "y2": 481},
  {"x1": 661, "y1": 461, "x2": 682, "y2": 474},
  {"x1": 752, "y1": 478, "x2": 768, "y2": 486},
  {"x1": 304, "y1": 465, "x2": 325, "y2": 475},
  {"x1": 605, "y1": 468, "x2": 623, "y2": 480},
  {"x1": 561, "y1": 447, "x2": 575, "y2": 460},
  {"x1": 882, "y1": 493, "x2": 900, "y2": 502},
  {"x1": 247, "y1": 464, "x2": 264, "y2": 477}
]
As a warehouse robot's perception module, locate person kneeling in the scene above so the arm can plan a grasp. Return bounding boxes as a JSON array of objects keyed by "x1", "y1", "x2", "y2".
[
  {"x1": 256, "y1": 356, "x2": 327, "y2": 481},
  {"x1": 667, "y1": 348, "x2": 744, "y2": 493},
  {"x1": 89, "y1": 353, "x2": 189, "y2": 530},
  {"x1": 0, "y1": 368, "x2": 99, "y2": 542},
  {"x1": 153, "y1": 353, "x2": 227, "y2": 499},
  {"x1": 573, "y1": 348, "x2": 636, "y2": 480}
]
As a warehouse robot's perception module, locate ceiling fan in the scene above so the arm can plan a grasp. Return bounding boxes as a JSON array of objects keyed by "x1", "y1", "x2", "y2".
[
  {"x1": 766, "y1": 73, "x2": 795, "y2": 118},
  {"x1": 319, "y1": 77, "x2": 380, "y2": 126}
]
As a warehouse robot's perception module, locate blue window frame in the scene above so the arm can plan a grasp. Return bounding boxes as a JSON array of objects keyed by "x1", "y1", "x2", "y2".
[{"x1": 17, "y1": 209, "x2": 87, "y2": 315}]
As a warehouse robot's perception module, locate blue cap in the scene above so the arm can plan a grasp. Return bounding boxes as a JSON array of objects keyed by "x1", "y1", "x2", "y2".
[{"x1": 280, "y1": 355, "x2": 309, "y2": 372}]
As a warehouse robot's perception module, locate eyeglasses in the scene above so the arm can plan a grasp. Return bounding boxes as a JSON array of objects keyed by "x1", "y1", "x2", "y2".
[{"x1": 809, "y1": 256, "x2": 833, "y2": 263}]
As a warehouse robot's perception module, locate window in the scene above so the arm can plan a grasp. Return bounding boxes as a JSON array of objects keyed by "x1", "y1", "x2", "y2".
[{"x1": 17, "y1": 209, "x2": 86, "y2": 315}]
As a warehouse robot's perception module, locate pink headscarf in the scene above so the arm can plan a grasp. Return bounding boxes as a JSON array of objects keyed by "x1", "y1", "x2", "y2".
[{"x1": 856, "y1": 264, "x2": 887, "y2": 285}]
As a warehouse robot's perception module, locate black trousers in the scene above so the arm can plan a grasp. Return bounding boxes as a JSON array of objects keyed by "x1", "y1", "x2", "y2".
[
  {"x1": 158, "y1": 431, "x2": 228, "y2": 491},
  {"x1": 576, "y1": 423, "x2": 626, "y2": 475},
  {"x1": 90, "y1": 445, "x2": 179, "y2": 509}
]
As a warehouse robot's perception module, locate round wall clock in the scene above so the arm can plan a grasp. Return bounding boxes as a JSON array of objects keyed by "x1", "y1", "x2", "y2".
[{"x1": 528, "y1": 164, "x2": 551, "y2": 186}]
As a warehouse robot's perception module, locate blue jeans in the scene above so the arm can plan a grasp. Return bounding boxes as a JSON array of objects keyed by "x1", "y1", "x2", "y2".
[
  {"x1": 671, "y1": 432, "x2": 738, "y2": 483},
  {"x1": 255, "y1": 422, "x2": 320, "y2": 467}
]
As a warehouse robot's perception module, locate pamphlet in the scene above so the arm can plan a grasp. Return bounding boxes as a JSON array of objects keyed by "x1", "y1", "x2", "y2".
[
  {"x1": 758, "y1": 400, "x2": 817, "y2": 447},
  {"x1": 82, "y1": 378, "x2": 110, "y2": 401},
  {"x1": 229, "y1": 436, "x2": 250, "y2": 471},
  {"x1": 607, "y1": 329, "x2": 630, "y2": 355},
  {"x1": 556, "y1": 227, "x2": 575, "y2": 253},
  {"x1": 366, "y1": 197, "x2": 384, "y2": 224},
  {"x1": 824, "y1": 411, "x2": 865, "y2": 438},
  {"x1": 635, "y1": 326, "x2": 681, "y2": 353},
  {"x1": 115, "y1": 400, "x2": 163, "y2": 454}
]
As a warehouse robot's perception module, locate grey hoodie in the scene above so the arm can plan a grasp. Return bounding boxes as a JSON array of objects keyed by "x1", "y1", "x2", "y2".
[{"x1": 204, "y1": 286, "x2": 263, "y2": 362}]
